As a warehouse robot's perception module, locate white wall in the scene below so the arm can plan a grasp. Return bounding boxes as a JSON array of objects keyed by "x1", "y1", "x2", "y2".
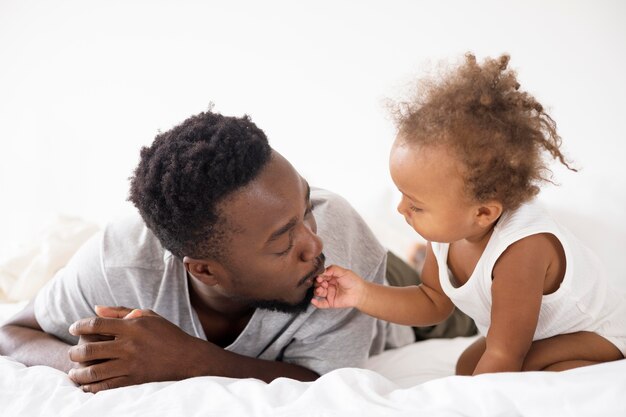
[{"x1": 1, "y1": 0, "x2": 625, "y2": 286}]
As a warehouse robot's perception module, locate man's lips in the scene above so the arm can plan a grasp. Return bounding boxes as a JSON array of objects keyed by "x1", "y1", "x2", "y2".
[{"x1": 297, "y1": 257, "x2": 326, "y2": 287}]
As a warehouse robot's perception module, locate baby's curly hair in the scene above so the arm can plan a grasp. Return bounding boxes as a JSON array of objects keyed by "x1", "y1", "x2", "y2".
[
  {"x1": 129, "y1": 109, "x2": 272, "y2": 260},
  {"x1": 394, "y1": 53, "x2": 576, "y2": 211}
]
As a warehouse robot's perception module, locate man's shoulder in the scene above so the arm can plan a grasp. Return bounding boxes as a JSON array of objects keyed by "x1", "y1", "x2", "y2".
[
  {"x1": 101, "y1": 211, "x2": 167, "y2": 270},
  {"x1": 310, "y1": 187, "x2": 364, "y2": 228}
]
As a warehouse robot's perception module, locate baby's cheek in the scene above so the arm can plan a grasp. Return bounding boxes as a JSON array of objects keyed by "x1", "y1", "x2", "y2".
[{"x1": 407, "y1": 218, "x2": 425, "y2": 236}]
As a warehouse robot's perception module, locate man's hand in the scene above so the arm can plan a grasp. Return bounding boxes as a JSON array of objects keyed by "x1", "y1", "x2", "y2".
[
  {"x1": 70, "y1": 306, "x2": 136, "y2": 370},
  {"x1": 94, "y1": 305, "x2": 144, "y2": 320},
  {"x1": 67, "y1": 306, "x2": 216, "y2": 393},
  {"x1": 311, "y1": 265, "x2": 367, "y2": 309}
]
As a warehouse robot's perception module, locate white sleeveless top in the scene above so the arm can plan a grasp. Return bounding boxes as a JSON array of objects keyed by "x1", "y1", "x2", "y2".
[{"x1": 431, "y1": 199, "x2": 626, "y2": 353}]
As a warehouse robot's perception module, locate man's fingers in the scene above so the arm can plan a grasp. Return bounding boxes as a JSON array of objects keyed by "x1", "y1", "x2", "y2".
[
  {"x1": 95, "y1": 305, "x2": 156, "y2": 320},
  {"x1": 95, "y1": 305, "x2": 134, "y2": 319},
  {"x1": 70, "y1": 309, "x2": 163, "y2": 339},
  {"x1": 78, "y1": 333, "x2": 114, "y2": 344},
  {"x1": 68, "y1": 340, "x2": 118, "y2": 363},
  {"x1": 81, "y1": 376, "x2": 130, "y2": 394},
  {"x1": 69, "y1": 317, "x2": 126, "y2": 336},
  {"x1": 68, "y1": 359, "x2": 127, "y2": 385},
  {"x1": 123, "y1": 309, "x2": 143, "y2": 319}
]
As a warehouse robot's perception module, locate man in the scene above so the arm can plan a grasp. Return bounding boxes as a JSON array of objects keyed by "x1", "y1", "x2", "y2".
[{"x1": 0, "y1": 109, "x2": 473, "y2": 393}]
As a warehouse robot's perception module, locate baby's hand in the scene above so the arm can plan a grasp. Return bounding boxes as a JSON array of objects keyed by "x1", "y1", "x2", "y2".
[{"x1": 311, "y1": 265, "x2": 365, "y2": 309}]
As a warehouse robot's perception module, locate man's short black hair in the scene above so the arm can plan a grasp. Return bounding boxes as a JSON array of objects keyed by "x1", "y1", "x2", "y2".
[{"x1": 128, "y1": 109, "x2": 272, "y2": 260}]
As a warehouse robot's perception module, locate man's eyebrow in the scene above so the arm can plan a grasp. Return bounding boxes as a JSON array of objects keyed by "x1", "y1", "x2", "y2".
[{"x1": 267, "y1": 217, "x2": 297, "y2": 243}]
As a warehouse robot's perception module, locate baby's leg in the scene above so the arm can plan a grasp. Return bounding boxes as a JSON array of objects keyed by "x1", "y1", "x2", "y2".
[
  {"x1": 456, "y1": 337, "x2": 486, "y2": 375},
  {"x1": 521, "y1": 331, "x2": 623, "y2": 371},
  {"x1": 455, "y1": 332, "x2": 623, "y2": 375}
]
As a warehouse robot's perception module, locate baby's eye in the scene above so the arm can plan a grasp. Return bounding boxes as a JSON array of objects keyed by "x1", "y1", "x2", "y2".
[{"x1": 409, "y1": 205, "x2": 422, "y2": 213}]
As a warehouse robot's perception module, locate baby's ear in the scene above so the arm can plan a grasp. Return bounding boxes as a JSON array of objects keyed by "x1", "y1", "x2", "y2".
[{"x1": 475, "y1": 202, "x2": 503, "y2": 227}]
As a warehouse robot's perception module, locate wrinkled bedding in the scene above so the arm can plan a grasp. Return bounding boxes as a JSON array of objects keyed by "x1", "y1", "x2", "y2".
[
  {"x1": 2, "y1": 214, "x2": 625, "y2": 416},
  {"x1": 1, "y1": 334, "x2": 625, "y2": 416}
]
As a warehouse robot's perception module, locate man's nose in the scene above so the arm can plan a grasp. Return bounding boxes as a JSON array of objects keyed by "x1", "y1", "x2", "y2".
[{"x1": 298, "y1": 225, "x2": 323, "y2": 262}]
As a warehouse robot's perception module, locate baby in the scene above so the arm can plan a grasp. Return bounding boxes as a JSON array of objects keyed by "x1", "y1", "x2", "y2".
[{"x1": 312, "y1": 54, "x2": 626, "y2": 375}]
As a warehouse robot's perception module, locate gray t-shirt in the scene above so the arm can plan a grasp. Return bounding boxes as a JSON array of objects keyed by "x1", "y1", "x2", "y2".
[{"x1": 34, "y1": 188, "x2": 413, "y2": 375}]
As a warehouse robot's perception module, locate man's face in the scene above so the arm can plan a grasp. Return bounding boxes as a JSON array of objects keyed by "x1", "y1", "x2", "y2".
[{"x1": 213, "y1": 151, "x2": 325, "y2": 313}]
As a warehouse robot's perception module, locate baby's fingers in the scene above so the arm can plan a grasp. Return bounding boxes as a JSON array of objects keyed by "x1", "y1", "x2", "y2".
[
  {"x1": 325, "y1": 283, "x2": 337, "y2": 303},
  {"x1": 316, "y1": 267, "x2": 337, "y2": 281},
  {"x1": 321, "y1": 264, "x2": 350, "y2": 278},
  {"x1": 315, "y1": 276, "x2": 330, "y2": 287},
  {"x1": 311, "y1": 296, "x2": 330, "y2": 309},
  {"x1": 315, "y1": 286, "x2": 328, "y2": 298}
]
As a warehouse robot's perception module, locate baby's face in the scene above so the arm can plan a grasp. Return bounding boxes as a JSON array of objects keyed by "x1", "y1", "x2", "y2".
[{"x1": 389, "y1": 139, "x2": 484, "y2": 243}]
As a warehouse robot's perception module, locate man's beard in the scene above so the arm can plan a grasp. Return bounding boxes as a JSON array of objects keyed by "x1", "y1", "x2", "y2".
[
  {"x1": 248, "y1": 286, "x2": 315, "y2": 314},
  {"x1": 246, "y1": 253, "x2": 325, "y2": 314}
]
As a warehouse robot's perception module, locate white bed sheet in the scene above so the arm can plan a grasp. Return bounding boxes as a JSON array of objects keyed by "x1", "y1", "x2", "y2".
[
  {"x1": 2, "y1": 211, "x2": 626, "y2": 416},
  {"x1": 1, "y1": 334, "x2": 625, "y2": 416}
]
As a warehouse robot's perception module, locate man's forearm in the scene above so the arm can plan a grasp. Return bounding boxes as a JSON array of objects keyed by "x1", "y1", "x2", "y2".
[
  {"x1": 0, "y1": 324, "x2": 73, "y2": 372},
  {"x1": 66, "y1": 310, "x2": 319, "y2": 392},
  {"x1": 197, "y1": 344, "x2": 319, "y2": 382}
]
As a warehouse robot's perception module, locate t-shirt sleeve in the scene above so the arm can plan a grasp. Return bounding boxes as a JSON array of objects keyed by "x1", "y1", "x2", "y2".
[
  {"x1": 279, "y1": 254, "x2": 387, "y2": 375},
  {"x1": 33, "y1": 232, "x2": 116, "y2": 345}
]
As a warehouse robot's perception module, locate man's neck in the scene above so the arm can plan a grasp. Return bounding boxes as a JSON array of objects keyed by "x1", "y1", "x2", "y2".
[
  {"x1": 187, "y1": 272, "x2": 254, "y2": 318},
  {"x1": 187, "y1": 273, "x2": 255, "y2": 347}
]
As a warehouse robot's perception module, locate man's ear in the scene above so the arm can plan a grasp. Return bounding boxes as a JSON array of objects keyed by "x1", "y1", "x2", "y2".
[
  {"x1": 475, "y1": 201, "x2": 503, "y2": 228},
  {"x1": 183, "y1": 256, "x2": 220, "y2": 286}
]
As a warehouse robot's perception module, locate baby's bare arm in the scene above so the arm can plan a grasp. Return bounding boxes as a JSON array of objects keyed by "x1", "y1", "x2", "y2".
[
  {"x1": 314, "y1": 244, "x2": 454, "y2": 326},
  {"x1": 474, "y1": 234, "x2": 555, "y2": 374}
]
